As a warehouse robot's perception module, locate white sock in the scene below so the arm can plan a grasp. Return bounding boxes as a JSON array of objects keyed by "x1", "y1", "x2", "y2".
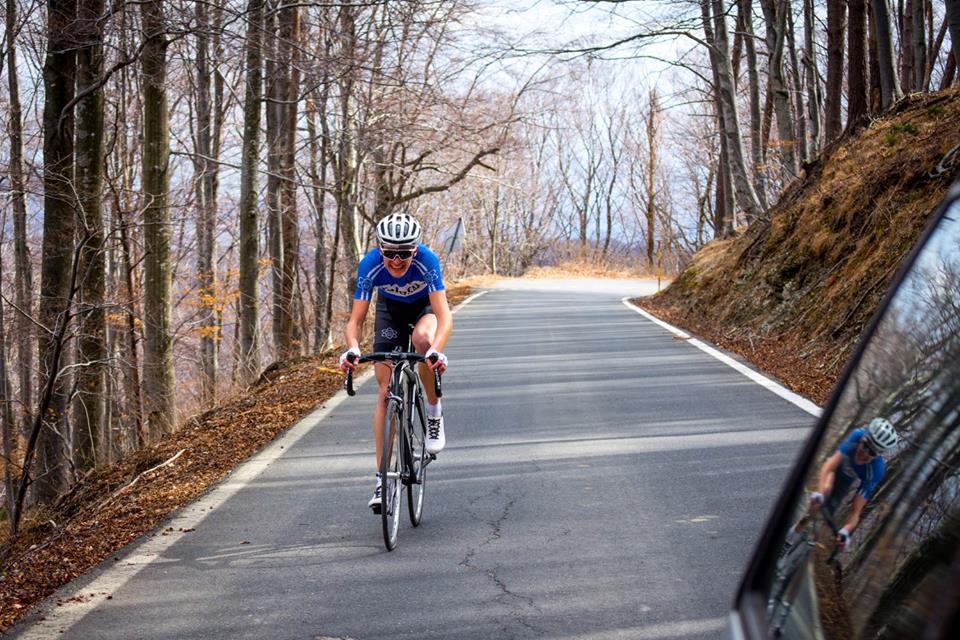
[
  {"x1": 427, "y1": 401, "x2": 442, "y2": 418},
  {"x1": 785, "y1": 527, "x2": 801, "y2": 545}
]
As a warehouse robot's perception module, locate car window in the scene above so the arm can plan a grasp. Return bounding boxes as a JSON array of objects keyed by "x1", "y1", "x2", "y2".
[{"x1": 764, "y1": 195, "x2": 960, "y2": 639}]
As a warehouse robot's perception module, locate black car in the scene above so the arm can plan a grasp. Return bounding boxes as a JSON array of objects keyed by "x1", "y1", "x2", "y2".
[{"x1": 730, "y1": 180, "x2": 960, "y2": 640}]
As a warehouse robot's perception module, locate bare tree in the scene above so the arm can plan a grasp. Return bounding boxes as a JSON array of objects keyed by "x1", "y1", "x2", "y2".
[
  {"x1": 195, "y1": 0, "x2": 218, "y2": 403},
  {"x1": 911, "y1": 0, "x2": 927, "y2": 91},
  {"x1": 703, "y1": 0, "x2": 763, "y2": 225},
  {"x1": 825, "y1": 0, "x2": 846, "y2": 141},
  {"x1": 802, "y1": 0, "x2": 823, "y2": 153},
  {"x1": 848, "y1": 0, "x2": 870, "y2": 129},
  {"x1": 239, "y1": 0, "x2": 265, "y2": 382},
  {"x1": 945, "y1": 1, "x2": 960, "y2": 87},
  {"x1": 74, "y1": 0, "x2": 108, "y2": 470},
  {"x1": 759, "y1": 0, "x2": 798, "y2": 178},
  {"x1": 872, "y1": 0, "x2": 903, "y2": 108},
  {"x1": 737, "y1": 0, "x2": 768, "y2": 206},
  {"x1": 5, "y1": 0, "x2": 34, "y2": 444},
  {"x1": 645, "y1": 90, "x2": 660, "y2": 266},
  {"x1": 141, "y1": 0, "x2": 177, "y2": 438},
  {"x1": 35, "y1": 0, "x2": 79, "y2": 504},
  {"x1": 1, "y1": 219, "x2": 17, "y2": 519}
]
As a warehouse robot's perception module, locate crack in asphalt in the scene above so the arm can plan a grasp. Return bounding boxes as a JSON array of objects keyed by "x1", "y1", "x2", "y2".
[{"x1": 460, "y1": 485, "x2": 543, "y2": 638}]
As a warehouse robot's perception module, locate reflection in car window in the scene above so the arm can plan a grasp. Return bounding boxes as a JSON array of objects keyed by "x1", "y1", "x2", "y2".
[{"x1": 767, "y1": 198, "x2": 960, "y2": 639}]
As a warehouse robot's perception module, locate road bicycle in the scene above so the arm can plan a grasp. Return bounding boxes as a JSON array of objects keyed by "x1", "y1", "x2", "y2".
[
  {"x1": 768, "y1": 504, "x2": 843, "y2": 637},
  {"x1": 344, "y1": 348, "x2": 442, "y2": 551}
]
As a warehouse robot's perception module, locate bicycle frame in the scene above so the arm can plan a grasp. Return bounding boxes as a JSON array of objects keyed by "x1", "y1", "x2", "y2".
[
  {"x1": 343, "y1": 349, "x2": 441, "y2": 549},
  {"x1": 768, "y1": 506, "x2": 843, "y2": 636}
]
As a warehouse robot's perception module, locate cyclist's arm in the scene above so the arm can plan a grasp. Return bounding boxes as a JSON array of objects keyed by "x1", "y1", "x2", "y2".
[
  {"x1": 345, "y1": 298, "x2": 370, "y2": 351},
  {"x1": 427, "y1": 290, "x2": 453, "y2": 352},
  {"x1": 843, "y1": 493, "x2": 867, "y2": 534},
  {"x1": 817, "y1": 451, "x2": 842, "y2": 496}
]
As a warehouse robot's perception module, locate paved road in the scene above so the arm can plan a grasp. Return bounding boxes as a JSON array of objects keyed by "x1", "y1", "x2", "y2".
[{"x1": 12, "y1": 284, "x2": 815, "y2": 640}]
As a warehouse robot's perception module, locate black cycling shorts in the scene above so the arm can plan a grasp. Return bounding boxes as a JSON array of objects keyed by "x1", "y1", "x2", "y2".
[{"x1": 373, "y1": 295, "x2": 434, "y2": 352}]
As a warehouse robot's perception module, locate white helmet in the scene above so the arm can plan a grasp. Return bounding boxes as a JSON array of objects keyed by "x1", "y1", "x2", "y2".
[
  {"x1": 376, "y1": 212, "x2": 421, "y2": 246},
  {"x1": 865, "y1": 417, "x2": 898, "y2": 451}
]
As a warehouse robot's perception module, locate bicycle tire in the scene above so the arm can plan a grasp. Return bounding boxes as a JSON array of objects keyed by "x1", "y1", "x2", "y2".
[
  {"x1": 407, "y1": 377, "x2": 427, "y2": 526},
  {"x1": 381, "y1": 399, "x2": 402, "y2": 550}
]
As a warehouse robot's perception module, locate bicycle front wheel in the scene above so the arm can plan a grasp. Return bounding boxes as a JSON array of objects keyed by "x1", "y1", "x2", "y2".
[
  {"x1": 407, "y1": 388, "x2": 427, "y2": 526},
  {"x1": 381, "y1": 400, "x2": 402, "y2": 550}
]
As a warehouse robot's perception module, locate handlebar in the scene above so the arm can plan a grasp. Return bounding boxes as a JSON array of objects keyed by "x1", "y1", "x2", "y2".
[{"x1": 343, "y1": 352, "x2": 443, "y2": 398}]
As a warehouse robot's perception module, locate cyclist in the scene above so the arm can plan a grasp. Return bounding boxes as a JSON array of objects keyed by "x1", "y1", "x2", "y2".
[
  {"x1": 338, "y1": 212, "x2": 452, "y2": 512},
  {"x1": 783, "y1": 416, "x2": 898, "y2": 553}
]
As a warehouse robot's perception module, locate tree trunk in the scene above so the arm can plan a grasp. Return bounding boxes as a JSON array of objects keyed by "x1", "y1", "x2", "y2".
[
  {"x1": 1, "y1": 233, "x2": 17, "y2": 518},
  {"x1": 869, "y1": 1, "x2": 884, "y2": 113},
  {"x1": 738, "y1": 0, "x2": 768, "y2": 206},
  {"x1": 901, "y1": 0, "x2": 915, "y2": 93},
  {"x1": 760, "y1": 0, "x2": 798, "y2": 178},
  {"x1": 785, "y1": 7, "x2": 808, "y2": 164},
  {"x1": 871, "y1": 0, "x2": 904, "y2": 109},
  {"x1": 239, "y1": 0, "x2": 264, "y2": 383},
  {"x1": 36, "y1": 0, "x2": 79, "y2": 504},
  {"x1": 195, "y1": 0, "x2": 218, "y2": 405},
  {"x1": 264, "y1": 4, "x2": 285, "y2": 359},
  {"x1": 802, "y1": 0, "x2": 823, "y2": 154},
  {"x1": 705, "y1": 0, "x2": 763, "y2": 225},
  {"x1": 141, "y1": 0, "x2": 177, "y2": 439},
  {"x1": 825, "y1": 0, "x2": 846, "y2": 141},
  {"x1": 74, "y1": 0, "x2": 107, "y2": 471},
  {"x1": 945, "y1": 0, "x2": 960, "y2": 88},
  {"x1": 5, "y1": 0, "x2": 34, "y2": 445},
  {"x1": 911, "y1": 0, "x2": 927, "y2": 91},
  {"x1": 645, "y1": 91, "x2": 658, "y2": 266},
  {"x1": 307, "y1": 84, "x2": 331, "y2": 352},
  {"x1": 278, "y1": 1, "x2": 301, "y2": 359},
  {"x1": 335, "y1": 4, "x2": 363, "y2": 298},
  {"x1": 848, "y1": 0, "x2": 870, "y2": 130}
]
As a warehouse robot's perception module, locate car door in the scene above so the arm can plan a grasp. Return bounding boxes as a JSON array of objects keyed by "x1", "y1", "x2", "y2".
[{"x1": 730, "y1": 180, "x2": 960, "y2": 640}]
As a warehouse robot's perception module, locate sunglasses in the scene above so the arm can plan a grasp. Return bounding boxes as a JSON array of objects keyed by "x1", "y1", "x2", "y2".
[
  {"x1": 860, "y1": 440, "x2": 880, "y2": 458},
  {"x1": 382, "y1": 249, "x2": 415, "y2": 260}
]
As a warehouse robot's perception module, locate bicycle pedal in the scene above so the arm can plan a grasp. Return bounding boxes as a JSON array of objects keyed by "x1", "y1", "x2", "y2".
[{"x1": 429, "y1": 453, "x2": 437, "y2": 460}]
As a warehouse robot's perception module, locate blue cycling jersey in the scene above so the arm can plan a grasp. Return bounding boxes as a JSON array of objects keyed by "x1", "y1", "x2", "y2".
[
  {"x1": 834, "y1": 428, "x2": 886, "y2": 501},
  {"x1": 354, "y1": 244, "x2": 445, "y2": 302}
]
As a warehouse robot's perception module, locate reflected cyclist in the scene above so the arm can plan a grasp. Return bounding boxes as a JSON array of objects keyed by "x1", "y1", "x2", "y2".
[
  {"x1": 784, "y1": 417, "x2": 898, "y2": 553},
  {"x1": 338, "y1": 212, "x2": 452, "y2": 512}
]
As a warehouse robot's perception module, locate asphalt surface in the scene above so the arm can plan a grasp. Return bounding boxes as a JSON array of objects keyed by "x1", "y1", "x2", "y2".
[{"x1": 11, "y1": 284, "x2": 816, "y2": 640}]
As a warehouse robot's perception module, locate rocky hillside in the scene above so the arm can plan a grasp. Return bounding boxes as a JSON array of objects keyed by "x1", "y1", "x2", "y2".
[{"x1": 641, "y1": 89, "x2": 960, "y2": 405}]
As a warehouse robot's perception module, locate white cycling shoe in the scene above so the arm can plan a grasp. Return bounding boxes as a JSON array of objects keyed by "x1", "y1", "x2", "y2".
[
  {"x1": 426, "y1": 415, "x2": 446, "y2": 454},
  {"x1": 368, "y1": 474, "x2": 382, "y2": 513}
]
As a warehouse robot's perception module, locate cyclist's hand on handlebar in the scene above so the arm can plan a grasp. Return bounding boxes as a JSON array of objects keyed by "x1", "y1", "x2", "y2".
[
  {"x1": 836, "y1": 527, "x2": 851, "y2": 552},
  {"x1": 424, "y1": 349, "x2": 448, "y2": 373},
  {"x1": 339, "y1": 347, "x2": 361, "y2": 372}
]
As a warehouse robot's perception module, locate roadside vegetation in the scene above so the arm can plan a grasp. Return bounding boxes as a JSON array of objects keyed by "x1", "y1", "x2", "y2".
[{"x1": 640, "y1": 90, "x2": 960, "y2": 404}]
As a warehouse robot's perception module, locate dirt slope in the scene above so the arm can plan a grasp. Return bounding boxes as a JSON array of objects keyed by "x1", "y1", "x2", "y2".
[{"x1": 641, "y1": 89, "x2": 960, "y2": 405}]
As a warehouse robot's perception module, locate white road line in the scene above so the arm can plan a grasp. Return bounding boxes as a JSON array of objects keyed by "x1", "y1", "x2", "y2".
[
  {"x1": 452, "y1": 288, "x2": 488, "y2": 310},
  {"x1": 12, "y1": 377, "x2": 372, "y2": 639},
  {"x1": 14, "y1": 286, "x2": 487, "y2": 639},
  {"x1": 622, "y1": 298, "x2": 822, "y2": 418},
  {"x1": 552, "y1": 616, "x2": 727, "y2": 639}
]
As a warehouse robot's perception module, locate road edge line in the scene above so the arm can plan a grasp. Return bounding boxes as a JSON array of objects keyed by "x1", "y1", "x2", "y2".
[
  {"x1": 9, "y1": 375, "x2": 374, "y2": 639},
  {"x1": 621, "y1": 297, "x2": 821, "y2": 418}
]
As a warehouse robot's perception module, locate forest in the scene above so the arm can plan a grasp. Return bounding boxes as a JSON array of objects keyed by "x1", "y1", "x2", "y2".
[{"x1": 1, "y1": 0, "x2": 958, "y2": 539}]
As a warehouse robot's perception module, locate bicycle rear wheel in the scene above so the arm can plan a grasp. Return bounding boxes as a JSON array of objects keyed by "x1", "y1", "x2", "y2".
[
  {"x1": 407, "y1": 386, "x2": 427, "y2": 526},
  {"x1": 381, "y1": 400, "x2": 402, "y2": 550}
]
